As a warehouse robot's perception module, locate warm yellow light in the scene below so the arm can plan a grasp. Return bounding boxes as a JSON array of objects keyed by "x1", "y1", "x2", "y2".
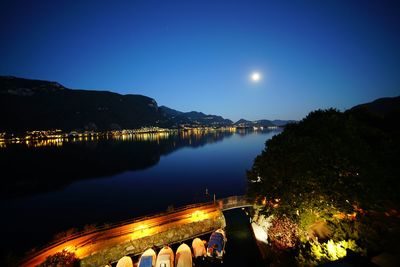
[
  {"x1": 326, "y1": 240, "x2": 347, "y2": 260},
  {"x1": 131, "y1": 224, "x2": 155, "y2": 239},
  {"x1": 63, "y1": 245, "x2": 75, "y2": 253},
  {"x1": 310, "y1": 239, "x2": 360, "y2": 262},
  {"x1": 191, "y1": 210, "x2": 208, "y2": 222},
  {"x1": 134, "y1": 224, "x2": 148, "y2": 231}
]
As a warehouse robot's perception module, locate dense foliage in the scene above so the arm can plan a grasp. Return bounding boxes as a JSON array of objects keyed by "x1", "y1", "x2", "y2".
[
  {"x1": 247, "y1": 103, "x2": 400, "y2": 265},
  {"x1": 38, "y1": 250, "x2": 79, "y2": 267},
  {"x1": 268, "y1": 216, "x2": 299, "y2": 250}
]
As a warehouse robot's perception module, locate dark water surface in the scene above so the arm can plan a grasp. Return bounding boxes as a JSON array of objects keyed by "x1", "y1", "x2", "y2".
[
  {"x1": 221, "y1": 209, "x2": 264, "y2": 266},
  {"x1": 0, "y1": 129, "x2": 279, "y2": 259},
  {"x1": 164, "y1": 209, "x2": 264, "y2": 267}
]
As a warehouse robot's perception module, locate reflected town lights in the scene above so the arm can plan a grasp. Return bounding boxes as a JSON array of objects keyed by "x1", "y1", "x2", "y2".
[{"x1": 0, "y1": 126, "x2": 242, "y2": 149}]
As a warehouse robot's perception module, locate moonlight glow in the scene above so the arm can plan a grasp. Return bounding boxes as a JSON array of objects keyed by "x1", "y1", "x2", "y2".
[{"x1": 251, "y1": 72, "x2": 261, "y2": 82}]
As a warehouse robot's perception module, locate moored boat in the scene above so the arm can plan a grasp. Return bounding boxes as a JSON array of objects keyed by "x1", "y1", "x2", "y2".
[
  {"x1": 155, "y1": 245, "x2": 174, "y2": 267},
  {"x1": 206, "y1": 229, "x2": 226, "y2": 262},
  {"x1": 116, "y1": 256, "x2": 134, "y2": 267},
  {"x1": 175, "y1": 243, "x2": 192, "y2": 267},
  {"x1": 138, "y1": 248, "x2": 156, "y2": 267},
  {"x1": 192, "y1": 237, "x2": 206, "y2": 258}
]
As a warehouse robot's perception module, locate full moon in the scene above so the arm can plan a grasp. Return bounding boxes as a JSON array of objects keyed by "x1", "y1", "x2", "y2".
[{"x1": 251, "y1": 72, "x2": 261, "y2": 82}]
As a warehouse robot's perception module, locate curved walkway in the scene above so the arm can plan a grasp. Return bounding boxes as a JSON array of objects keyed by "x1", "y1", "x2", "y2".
[{"x1": 20, "y1": 195, "x2": 253, "y2": 266}]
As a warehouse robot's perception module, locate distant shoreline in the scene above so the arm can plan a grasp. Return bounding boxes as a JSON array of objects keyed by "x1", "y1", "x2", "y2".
[{"x1": 0, "y1": 126, "x2": 280, "y2": 148}]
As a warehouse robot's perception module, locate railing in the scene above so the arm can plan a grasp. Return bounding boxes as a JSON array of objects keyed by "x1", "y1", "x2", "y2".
[{"x1": 216, "y1": 195, "x2": 254, "y2": 210}]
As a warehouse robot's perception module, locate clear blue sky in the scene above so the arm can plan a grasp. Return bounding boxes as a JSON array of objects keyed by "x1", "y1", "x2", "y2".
[{"x1": 1, "y1": 0, "x2": 399, "y2": 121}]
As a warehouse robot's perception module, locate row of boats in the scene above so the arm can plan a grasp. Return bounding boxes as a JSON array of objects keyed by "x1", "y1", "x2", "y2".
[{"x1": 114, "y1": 229, "x2": 227, "y2": 267}]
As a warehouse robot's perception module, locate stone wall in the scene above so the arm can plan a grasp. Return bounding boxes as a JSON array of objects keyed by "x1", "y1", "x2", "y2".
[{"x1": 80, "y1": 210, "x2": 225, "y2": 267}]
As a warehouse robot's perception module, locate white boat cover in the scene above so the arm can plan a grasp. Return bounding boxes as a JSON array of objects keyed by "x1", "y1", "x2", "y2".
[
  {"x1": 138, "y1": 248, "x2": 157, "y2": 267},
  {"x1": 156, "y1": 246, "x2": 174, "y2": 267},
  {"x1": 191, "y1": 238, "x2": 206, "y2": 258},
  {"x1": 116, "y1": 256, "x2": 133, "y2": 267},
  {"x1": 175, "y1": 243, "x2": 192, "y2": 267}
]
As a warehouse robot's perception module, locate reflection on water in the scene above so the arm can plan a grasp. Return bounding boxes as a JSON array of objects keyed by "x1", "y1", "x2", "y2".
[
  {"x1": 0, "y1": 128, "x2": 280, "y2": 260},
  {"x1": 0, "y1": 128, "x2": 242, "y2": 199},
  {"x1": 0, "y1": 128, "x2": 238, "y2": 148}
]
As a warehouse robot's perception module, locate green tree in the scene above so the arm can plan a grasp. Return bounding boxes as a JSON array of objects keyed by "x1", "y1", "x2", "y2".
[{"x1": 247, "y1": 108, "x2": 400, "y2": 264}]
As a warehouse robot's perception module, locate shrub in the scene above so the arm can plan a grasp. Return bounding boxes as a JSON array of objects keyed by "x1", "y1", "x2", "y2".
[
  {"x1": 39, "y1": 250, "x2": 79, "y2": 267},
  {"x1": 268, "y1": 216, "x2": 299, "y2": 250}
]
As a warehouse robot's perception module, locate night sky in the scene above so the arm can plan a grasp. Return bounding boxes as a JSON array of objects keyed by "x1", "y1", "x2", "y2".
[{"x1": 1, "y1": 0, "x2": 399, "y2": 121}]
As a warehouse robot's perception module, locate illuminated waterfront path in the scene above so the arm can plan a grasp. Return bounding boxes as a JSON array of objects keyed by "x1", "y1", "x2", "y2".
[{"x1": 20, "y1": 196, "x2": 253, "y2": 266}]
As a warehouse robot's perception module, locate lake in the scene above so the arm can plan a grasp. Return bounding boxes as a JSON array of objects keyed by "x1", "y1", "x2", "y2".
[{"x1": 0, "y1": 129, "x2": 280, "y2": 259}]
